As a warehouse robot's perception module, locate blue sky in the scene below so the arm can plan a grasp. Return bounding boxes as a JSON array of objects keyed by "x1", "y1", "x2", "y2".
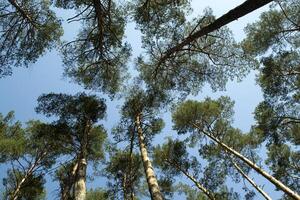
[{"x1": 0, "y1": 1, "x2": 283, "y2": 199}]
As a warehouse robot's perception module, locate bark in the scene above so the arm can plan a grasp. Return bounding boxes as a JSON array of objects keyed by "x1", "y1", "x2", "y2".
[
  {"x1": 135, "y1": 114, "x2": 163, "y2": 200},
  {"x1": 166, "y1": 159, "x2": 215, "y2": 200},
  {"x1": 73, "y1": 158, "x2": 87, "y2": 200},
  {"x1": 193, "y1": 123, "x2": 300, "y2": 200},
  {"x1": 73, "y1": 121, "x2": 91, "y2": 200},
  {"x1": 122, "y1": 174, "x2": 128, "y2": 200},
  {"x1": 11, "y1": 168, "x2": 33, "y2": 200},
  {"x1": 129, "y1": 130, "x2": 135, "y2": 200},
  {"x1": 93, "y1": 0, "x2": 104, "y2": 53},
  {"x1": 231, "y1": 160, "x2": 272, "y2": 200},
  {"x1": 157, "y1": 0, "x2": 273, "y2": 67}
]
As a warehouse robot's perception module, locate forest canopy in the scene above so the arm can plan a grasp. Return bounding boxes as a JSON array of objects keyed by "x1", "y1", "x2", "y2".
[{"x1": 0, "y1": 0, "x2": 299, "y2": 200}]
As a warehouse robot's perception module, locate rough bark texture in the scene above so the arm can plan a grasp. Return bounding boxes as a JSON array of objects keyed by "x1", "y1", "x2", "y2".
[
  {"x1": 135, "y1": 114, "x2": 163, "y2": 200},
  {"x1": 74, "y1": 158, "x2": 87, "y2": 200},
  {"x1": 73, "y1": 121, "x2": 90, "y2": 200},
  {"x1": 166, "y1": 159, "x2": 215, "y2": 200},
  {"x1": 158, "y1": 0, "x2": 273, "y2": 66},
  {"x1": 193, "y1": 124, "x2": 300, "y2": 200},
  {"x1": 232, "y1": 160, "x2": 272, "y2": 200}
]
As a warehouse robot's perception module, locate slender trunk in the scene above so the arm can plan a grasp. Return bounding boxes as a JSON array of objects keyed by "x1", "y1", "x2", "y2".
[
  {"x1": 135, "y1": 114, "x2": 163, "y2": 200},
  {"x1": 193, "y1": 124, "x2": 300, "y2": 200},
  {"x1": 157, "y1": 0, "x2": 273, "y2": 67},
  {"x1": 12, "y1": 173, "x2": 30, "y2": 200},
  {"x1": 166, "y1": 159, "x2": 215, "y2": 200},
  {"x1": 11, "y1": 152, "x2": 46, "y2": 200},
  {"x1": 122, "y1": 174, "x2": 128, "y2": 200},
  {"x1": 129, "y1": 131, "x2": 135, "y2": 200},
  {"x1": 74, "y1": 121, "x2": 91, "y2": 200},
  {"x1": 231, "y1": 161, "x2": 272, "y2": 200}
]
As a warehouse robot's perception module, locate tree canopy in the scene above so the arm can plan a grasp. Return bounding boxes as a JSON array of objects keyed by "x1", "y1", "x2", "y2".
[{"x1": 1, "y1": 0, "x2": 300, "y2": 199}]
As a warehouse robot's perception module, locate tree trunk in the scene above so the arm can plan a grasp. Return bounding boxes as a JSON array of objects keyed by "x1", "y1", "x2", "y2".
[
  {"x1": 73, "y1": 158, "x2": 87, "y2": 200},
  {"x1": 231, "y1": 160, "x2": 272, "y2": 200},
  {"x1": 166, "y1": 159, "x2": 215, "y2": 200},
  {"x1": 157, "y1": 0, "x2": 273, "y2": 67},
  {"x1": 129, "y1": 131, "x2": 135, "y2": 200},
  {"x1": 11, "y1": 152, "x2": 46, "y2": 200},
  {"x1": 12, "y1": 175, "x2": 29, "y2": 200},
  {"x1": 193, "y1": 124, "x2": 300, "y2": 200},
  {"x1": 73, "y1": 121, "x2": 91, "y2": 200},
  {"x1": 135, "y1": 114, "x2": 163, "y2": 200},
  {"x1": 122, "y1": 174, "x2": 128, "y2": 200}
]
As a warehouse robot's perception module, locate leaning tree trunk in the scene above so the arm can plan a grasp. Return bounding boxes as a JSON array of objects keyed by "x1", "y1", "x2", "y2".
[
  {"x1": 166, "y1": 159, "x2": 215, "y2": 200},
  {"x1": 157, "y1": 0, "x2": 273, "y2": 67},
  {"x1": 11, "y1": 152, "x2": 46, "y2": 200},
  {"x1": 231, "y1": 160, "x2": 272, "y2": 200},
  {"x1": 135, "y1": 114, "x2": 163, "y2": 200},
  {"x1": 12, "y1": 167, "x2": 34, "y2": 200},
  {"x1": 193, "y1": 124, "x2": 300, "y2": 200}
]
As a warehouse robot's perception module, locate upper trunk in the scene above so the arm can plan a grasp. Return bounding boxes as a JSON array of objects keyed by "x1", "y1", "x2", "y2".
[
  {"x1": 157, "y1": 0, "x2": 273, "y2": 67},
  {"x1": 135, "y1": 114, "x2": 163, "y2": 200}
]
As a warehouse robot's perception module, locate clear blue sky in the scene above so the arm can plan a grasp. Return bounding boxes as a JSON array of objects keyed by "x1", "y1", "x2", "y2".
[{"x1": 0, "y1": 1, "x2": 282, "y2": 199}]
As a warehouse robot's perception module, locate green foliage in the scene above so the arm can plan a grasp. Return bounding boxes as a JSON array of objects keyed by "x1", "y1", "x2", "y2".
[
  {"x1": 244, "y1": 2, "x2": 300, "y2": 198},
  {"x1": 86, "y1": 188, "x2": 110, "y2": 200},
  {"x1": 0, "y1": 0, "x2": 62, "y2": 77},
  {"x1": 36, "y1": 92, "x2": 107, "y2": 161},
  {"x1": 0, "y1": 112, "x2": 26, "y2": 161},
  {"x1": 242, "y1": 0, "x2": 300, "y2": 56},
  {"x1": 133, "y1": 0, "x2": 190, "y2": 36},
  {"x1": 0, "y1": 115, "x2": 60, "y2": 167},
  {"x1": 137, "y1": 6, "x2": 255, "y2": 97},
  {"x1": 56, "y1": 0, "x2": 131, "y2": 95},
  {"x1": 3, "y1": 171, "x2": 46, "y2": 200},
  {"x1": 259, "y1": 51, "x2": 300, "y2": 103},
  {"x1": 0, "y1": 115, "x2": 60, "y2": 200},
  {"x1": 176, "y1": 183, "x2": 209, "y2": 200},
  {"x1": 113, "y1": 88, "x2": 165, "y2": 144},
  {"x1": 254, "y1": 101, "x2": 298, "y2": 144},
  {"x1": 176, "y1": 183, "x2": 239, "y2": 200},
  {"x1": 266, "y1": 143, "x2": 300, "y2": 194},
  {"x1": 105, "y1": 150, "x2": 142, "y2": 199},
  {"x1": 172, "y1": 96, "x2": 234, "y2": 135},
  {"x1": 153, "y1": 139, "x2": 199, "y2": 177}
]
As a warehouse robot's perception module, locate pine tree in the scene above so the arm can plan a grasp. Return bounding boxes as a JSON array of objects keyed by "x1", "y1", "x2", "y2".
[
  {"x1": 54, "y1": 0, "x2": 131, "y2": 95},
  {"x1": 172, "y1": 97, "x2": 300, "y2": 199},
  {"x1": 113, "y1": 88, "x2": 166, "y2": 200},
  {"x1": 35, "y1": 93, "x2": 107, "y2": 200},
  {"x1": 0, "y1": 0, "x2": 62, "y2": 77},
  {"x1": 0, "y1": 113, "x2": 62, "y2": 200}
]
